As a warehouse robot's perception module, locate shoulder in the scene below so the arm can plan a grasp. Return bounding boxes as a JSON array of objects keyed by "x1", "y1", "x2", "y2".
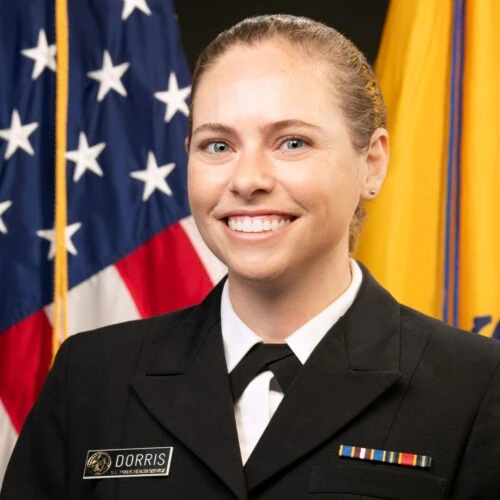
[
  {"x1": 400, "y1": 304, "x2": 500, "y2": 372},
  {"x1": 58, "y1": 304, "x2": 199, "y2": 372},
  {"x1": 52, "y1": 280, "x2": 225, "y2": 381}
]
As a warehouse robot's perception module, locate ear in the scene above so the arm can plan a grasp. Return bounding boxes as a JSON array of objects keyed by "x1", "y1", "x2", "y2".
[
  {"x1": 360, "y1": 128, "x2": 389, "y2": 200},
  {"x1": 184, "y1": 136, "x2": 190, "y2": 154}
]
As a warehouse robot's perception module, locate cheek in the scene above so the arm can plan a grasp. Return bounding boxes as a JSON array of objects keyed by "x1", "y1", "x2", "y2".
[
  {"x1": 286, "y1": 160, "x2": 360, "y2": 214},
  {"x1": 188, "y1": 161, "x2": 218, "y2": 209},
  {"x1": 187, "y1": 162, "x2": 207, "y2": 215}
]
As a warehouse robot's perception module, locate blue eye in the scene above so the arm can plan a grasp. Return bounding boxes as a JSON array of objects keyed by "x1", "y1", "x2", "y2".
[
  {"x1": 206, "y1": 142, "x2": 229, "y2": 153},
  {"x1": 282, "y1": 138, "x2": 305, "y2": 150}
]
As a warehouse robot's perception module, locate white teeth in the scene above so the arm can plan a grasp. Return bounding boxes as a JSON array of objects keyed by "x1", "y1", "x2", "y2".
[
  {"x1": 252, "y1": 219, "x2": 263, "y2": 232},
  {"x1": 243, "y1": 218, "x2": 252, "y2": 233},
  {"x1": 227, "y1": 216, "x2": 293, "y2": 233}
]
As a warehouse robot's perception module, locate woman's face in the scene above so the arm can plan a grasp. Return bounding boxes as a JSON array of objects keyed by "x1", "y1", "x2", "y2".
[{"x1": 188, "y1": 40, "x2": 381, "y2": 285}]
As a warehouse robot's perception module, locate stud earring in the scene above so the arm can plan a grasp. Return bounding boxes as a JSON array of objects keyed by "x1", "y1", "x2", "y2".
[{"x1": 369, "y1": 189, "x2": 376, "y2": 196}]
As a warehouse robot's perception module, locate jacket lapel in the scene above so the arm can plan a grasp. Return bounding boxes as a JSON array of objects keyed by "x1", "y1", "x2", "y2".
[
  {"x1": 131, "y1": 282, "x2": 247, "y2": 500},
  {"x1": 244, "y1": 265, "x2": 402, "y2": 491}
]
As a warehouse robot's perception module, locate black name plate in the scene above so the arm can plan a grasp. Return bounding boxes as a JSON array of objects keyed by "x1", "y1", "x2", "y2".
[{"x1": 83, "y1": 446, "x2": 173, "y2": 479}]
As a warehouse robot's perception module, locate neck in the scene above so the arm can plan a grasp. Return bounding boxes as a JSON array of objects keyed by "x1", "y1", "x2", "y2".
[{"x1": 227, "y1": 256, "x2": 352, "y2": 343}]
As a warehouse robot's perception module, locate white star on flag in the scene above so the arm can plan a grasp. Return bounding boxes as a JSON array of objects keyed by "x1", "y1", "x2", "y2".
[
  {"x1": 87, "y1": 51, "x2": 130, "y2": 101},
  {"x1": 154, "y1": 72, "x2": 191, "y2": 122},
  {"x1": 21, "y1": 29, "x2": 57, "y2": 80},
  {"x1": 65, "y1": 132, "x2": 106, "y2": 182},
  {"x1": 122, "y1": 0, "x2": 152, "y2": 20},
  {"x1": 0, "y1": 109, "x2": 39, "y2": 160},
  {"x1": 130, "y1": 151, "x2": 175, "y2": 201},
  {"x1": 36, "y1": 222, "x2": 82, "y2": 260},
  {"x1": 0, "y1": 200, "x2": 13, "y2": 234}
]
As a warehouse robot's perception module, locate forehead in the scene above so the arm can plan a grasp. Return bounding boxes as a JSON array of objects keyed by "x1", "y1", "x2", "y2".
[
  {"x1": 212, "y1": 39, "x2": 320, "y2": 75},
  {"x1": 192, "y1": 40, "x2": 337, "y2": 127}
]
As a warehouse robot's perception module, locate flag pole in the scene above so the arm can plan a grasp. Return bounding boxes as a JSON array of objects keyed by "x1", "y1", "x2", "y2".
[{"x1": 53, "y1": 0, "x2": 70, "y2": 360}]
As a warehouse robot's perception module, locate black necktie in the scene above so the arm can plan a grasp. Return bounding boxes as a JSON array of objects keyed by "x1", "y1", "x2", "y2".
[{"x1": 229, "y1": 343, "x2": 301, "y2": 402}]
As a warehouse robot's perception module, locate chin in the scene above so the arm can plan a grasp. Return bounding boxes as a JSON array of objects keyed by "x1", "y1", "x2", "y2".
[{"x1": 227, "y1": 259, "x2": 290, "y2": 286}]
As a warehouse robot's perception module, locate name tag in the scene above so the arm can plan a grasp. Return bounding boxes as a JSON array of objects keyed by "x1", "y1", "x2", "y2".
[{"x1": 83, "y1": 446, "x2": 173, "y2": 479}]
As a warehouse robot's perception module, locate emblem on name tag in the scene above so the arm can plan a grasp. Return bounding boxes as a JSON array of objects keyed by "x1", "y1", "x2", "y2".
[
  {"x1": 339, "y1": 444, "x2": 432, "y2": 469},
  {"x1": 83, "y1": 447, "x2": 173, "y2": 479}
]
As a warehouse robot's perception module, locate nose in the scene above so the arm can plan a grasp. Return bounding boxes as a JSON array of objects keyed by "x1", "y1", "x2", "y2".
[{"x1": 228, "y1": 149, "x2": 275, "y2": 199}]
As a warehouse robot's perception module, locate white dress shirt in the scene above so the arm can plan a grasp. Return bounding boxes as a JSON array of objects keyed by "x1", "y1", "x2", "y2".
[{"x1": 220, "y1": 260, "x2": 363, "y2": 464}]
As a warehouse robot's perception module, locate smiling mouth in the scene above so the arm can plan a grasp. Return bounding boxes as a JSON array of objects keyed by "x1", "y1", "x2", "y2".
[{"x1": 226, "y1": 215, "x2": 295, "y2": 233}]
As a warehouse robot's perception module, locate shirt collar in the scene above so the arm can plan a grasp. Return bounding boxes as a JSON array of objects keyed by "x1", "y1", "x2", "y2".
[{"x1": 220, "y1": 260, "x2": 363, "y2": 372}]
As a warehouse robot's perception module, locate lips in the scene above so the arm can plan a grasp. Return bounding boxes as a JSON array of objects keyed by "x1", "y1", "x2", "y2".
[{"x1": 226, "y1": 215, "x2": 294, "y2": 233}]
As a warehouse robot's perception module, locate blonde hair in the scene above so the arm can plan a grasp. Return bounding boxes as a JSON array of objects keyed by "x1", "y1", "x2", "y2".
[{"x1": 189, "y1": 14, "x2": 386, "y2": 253}]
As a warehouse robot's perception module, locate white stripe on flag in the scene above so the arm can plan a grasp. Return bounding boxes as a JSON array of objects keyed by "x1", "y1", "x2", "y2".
[
  {"x1": 44, "y1": 264, "x2": 141, "y2": 337},
  {"x1": 180, "y1": 216, "x2": 227, "y2": 285},
  {"x1": 0, "y1": 399, "x2": 18, "y2": 489}
]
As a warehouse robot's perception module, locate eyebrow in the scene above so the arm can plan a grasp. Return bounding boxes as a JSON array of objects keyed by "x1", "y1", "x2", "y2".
[
  {"x1": 191, "y1": 123, "x2": 236, "y2": 138},
  {"x1": 191, "y1": 119, "x2": 321, "y2": 138},
  {"x1": 260, "y1": 119, "x2": 322, "y2": 135}
]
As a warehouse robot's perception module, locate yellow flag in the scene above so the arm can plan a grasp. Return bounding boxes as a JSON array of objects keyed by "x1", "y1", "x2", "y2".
[
  {"x1": 356, "y1": 0, "x2": 453, "y2": 319},
  {"x1": 357, "y1": 0, "x2": 500, "y2": 338},
  {"x1": 459, "y1": 1, "x2": 500, "y2": 336}
]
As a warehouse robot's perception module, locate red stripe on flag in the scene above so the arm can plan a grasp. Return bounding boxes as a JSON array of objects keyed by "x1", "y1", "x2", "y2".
[
  {"x1": 115, "y1": 223, "x2": 215, "y2": 317},
  {"x1": 0, "y1": 310, "x2": 52, "y2": 432}
]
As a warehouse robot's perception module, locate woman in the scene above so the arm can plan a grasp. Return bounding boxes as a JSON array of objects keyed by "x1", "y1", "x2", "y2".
[{"x1": 2, "y1": 14, "x2": 500, "y2": 500}]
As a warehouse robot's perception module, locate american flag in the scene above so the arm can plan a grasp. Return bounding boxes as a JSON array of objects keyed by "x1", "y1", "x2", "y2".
[{"x1": 0, "y1": 0, "x2": 225, "y2": 485}]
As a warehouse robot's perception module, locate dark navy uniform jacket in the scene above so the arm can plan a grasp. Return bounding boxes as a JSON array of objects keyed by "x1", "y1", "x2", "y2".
[{"x1": 2, "y1": 265, "x2": 500, "y2": 499}]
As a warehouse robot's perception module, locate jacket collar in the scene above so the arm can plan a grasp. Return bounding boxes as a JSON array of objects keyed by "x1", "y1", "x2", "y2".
[
  {"x1": 132, "y1": 264, "x2": 401, "y2": 495},
  {"x1": 132, "y1": 280, "x2": 249, "y2": 499},
  {"x1": 244, "y1": 262, "x2": 401, "y2": 489}
]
